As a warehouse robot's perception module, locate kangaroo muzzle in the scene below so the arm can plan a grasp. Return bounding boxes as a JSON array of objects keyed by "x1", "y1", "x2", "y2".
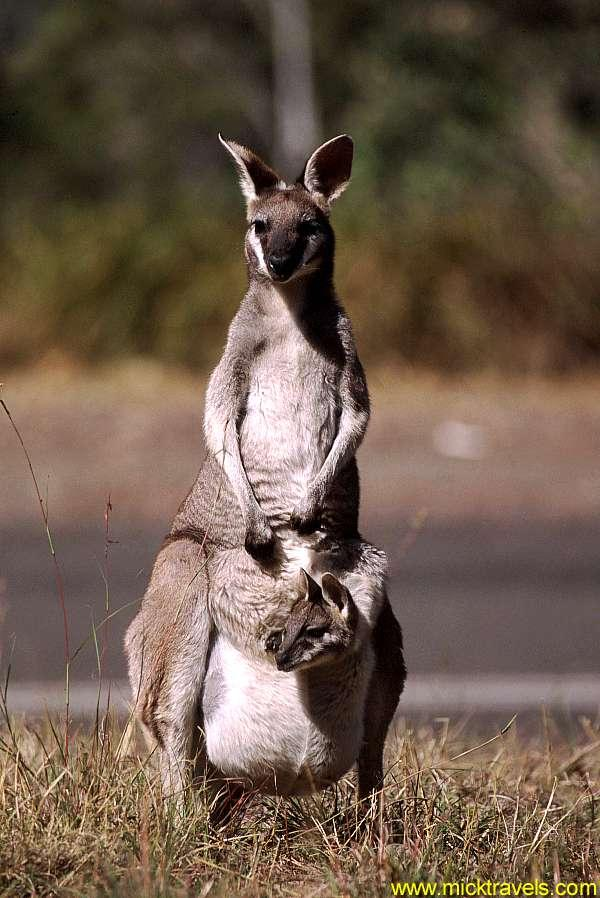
[{"x1": 266, "y1": 252, "x2": 300, "y2": 282}]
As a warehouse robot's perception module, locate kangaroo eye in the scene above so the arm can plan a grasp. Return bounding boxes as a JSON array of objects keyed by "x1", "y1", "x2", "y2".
[
  {"x1": 252, "y1": 219, "x2": 267, "y2": 235},
  {"x1": 300, "y1": 219, "x2": 321, "y2": 237}
]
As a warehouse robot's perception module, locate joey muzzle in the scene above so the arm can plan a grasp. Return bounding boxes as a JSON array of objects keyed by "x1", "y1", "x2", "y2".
[
  {"x1": 266, "y1": 629, "x2": 303, "y2": 670},
  {"x1": 271, "y1": 629, "x2": 302, "y2": 672},
  {"x1": 274, "y1": 648, "x2": 298, "y2": 672},
  {"x1": 265, "y1": 631, "x2": 299, "y2": 671}
]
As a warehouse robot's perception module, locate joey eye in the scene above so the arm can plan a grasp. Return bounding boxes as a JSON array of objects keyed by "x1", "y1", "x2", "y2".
[
  {"x1": 252, "y1": 219, "x2": 267, "y2": 235},
  {"x1": 306, "y1": 626, "x2": 328, "y2": 639},
  {"x1": 265, "y1": 630, "x2": 283, "y2": 653}
]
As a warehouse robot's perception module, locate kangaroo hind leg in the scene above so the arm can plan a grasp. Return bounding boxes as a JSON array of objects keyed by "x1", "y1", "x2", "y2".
[
  {"x1": 125, "y1": 536, "x2": 213, "y2": 801},
  {"x1": 357, "y1": 595, "x2": 406, "y2": 800}
]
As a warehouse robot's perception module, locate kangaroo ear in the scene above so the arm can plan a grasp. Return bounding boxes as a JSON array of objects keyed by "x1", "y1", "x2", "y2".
[
  {"x1": 321, "y1": 572, "x2": 354, "y2": 618},
  {"x1": 298, "y1": 568, "x2": 323, "y2": 604},
  {"x1": 299, "y1": 135, "x2": 353, "y2": 205},
  {"x1": 219, "y1": 134, "x2": 282, "y2": 207}
]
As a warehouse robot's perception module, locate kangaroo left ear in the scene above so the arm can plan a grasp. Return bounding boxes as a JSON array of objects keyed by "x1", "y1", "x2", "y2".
[
  {"x1": 321, "y1": 572, "x2": 353, "y2": 617},
  {"x1": 299, "y1": 135, "x2": 353, "y2": 206}
]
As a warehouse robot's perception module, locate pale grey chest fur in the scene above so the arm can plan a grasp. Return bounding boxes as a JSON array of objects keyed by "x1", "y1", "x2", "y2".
[
  {"x1": 202, "y1": 635, "x2": 372, "y2": 795},
  {"x1": 239, "y1": 332, "x2": 339, "y2": 524}
]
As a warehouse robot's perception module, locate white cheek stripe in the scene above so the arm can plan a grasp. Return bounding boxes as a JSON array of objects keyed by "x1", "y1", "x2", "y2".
[{"x1": 248, "y1": 230, "x2": 269, "y2": 275}]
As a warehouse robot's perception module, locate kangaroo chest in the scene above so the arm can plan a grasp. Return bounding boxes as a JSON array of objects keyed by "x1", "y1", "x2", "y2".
[
  {"x1": 202, "y1": 637, "x2": 370, "y2": 795},
  {"x1": 239, "y1": 334, "x2": 340, "y2": 519}
]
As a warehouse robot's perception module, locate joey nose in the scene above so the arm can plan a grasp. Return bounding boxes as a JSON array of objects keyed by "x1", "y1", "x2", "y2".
[
  {"x1": 275, "y1": 652, "x2": 294, "y2": 672},
  {"x1": 267, "y1": 254, "x2": 295, "y2": 280}
]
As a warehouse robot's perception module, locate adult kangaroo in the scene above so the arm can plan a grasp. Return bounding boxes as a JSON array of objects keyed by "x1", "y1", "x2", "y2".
[{"x1": 125, "y1": 134, "x2": 405, "y2": 804}]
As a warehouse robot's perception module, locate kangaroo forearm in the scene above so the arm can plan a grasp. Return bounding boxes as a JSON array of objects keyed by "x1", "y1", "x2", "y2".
[
  {"x1": 311, "y1": 407, "x2": 369, "y2": 498},
  {"x1": 205, "y1": 414, "x2": 262, "y2": 523},
  {"x1": 204, "y1": 350, "x2": 263, "y2": 518}
]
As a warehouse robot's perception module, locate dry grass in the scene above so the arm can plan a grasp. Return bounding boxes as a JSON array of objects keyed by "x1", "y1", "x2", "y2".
[{"x1": 0, "y1": 704, "x2": 598, "y2": 897}]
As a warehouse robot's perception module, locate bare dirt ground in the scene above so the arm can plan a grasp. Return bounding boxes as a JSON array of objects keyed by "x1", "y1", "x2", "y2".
[{"x1": 1, "y1": 361, "x2": 599, "y2": 694}]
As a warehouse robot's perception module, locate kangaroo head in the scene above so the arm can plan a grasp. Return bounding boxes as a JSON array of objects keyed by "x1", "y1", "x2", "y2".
[
  {"x1": 264, "y1": 569, "x2": 358, "y2": 672},
  {"x1": 219, "y1": 134, "x2": 353, "y2": 285}
]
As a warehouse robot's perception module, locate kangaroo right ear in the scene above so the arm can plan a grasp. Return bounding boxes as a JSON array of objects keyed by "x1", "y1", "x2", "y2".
[{"x1": 219, "y1": 134, "x2": 282, "y2": 208}]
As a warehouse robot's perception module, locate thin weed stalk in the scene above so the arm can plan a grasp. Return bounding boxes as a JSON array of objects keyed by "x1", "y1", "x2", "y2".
[{"x1": 1, "y1": 397, "x2": 71, "y2": 758}]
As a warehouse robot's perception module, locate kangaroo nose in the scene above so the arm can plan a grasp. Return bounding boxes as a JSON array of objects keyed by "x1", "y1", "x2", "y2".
[{"x1": 267, "y1": 254, "x2": 295, "y2": 279}]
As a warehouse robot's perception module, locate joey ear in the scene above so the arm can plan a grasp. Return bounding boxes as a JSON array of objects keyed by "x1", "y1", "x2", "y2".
[
  {"x1": 321, "y1": 572, "x2": 354, "y2": 617},
  {"x1": 298, "y1": 568, "x2": 323, "y2": 604},
  {"x1": 218, "y1": 134, "x2": 282, "y2": 207},
  {"x1": 299, "y1": 135, "x2": 353, "y2": 205}
]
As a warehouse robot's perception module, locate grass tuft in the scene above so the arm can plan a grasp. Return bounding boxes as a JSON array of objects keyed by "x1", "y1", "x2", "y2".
[{"x1": 0, "y1": 711, "x2": 598, "y2": 896}]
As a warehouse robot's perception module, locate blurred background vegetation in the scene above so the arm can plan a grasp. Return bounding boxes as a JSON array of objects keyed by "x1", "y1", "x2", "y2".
[{"x1": 1, "y1": 0, "x2": 600, "y2": 374}]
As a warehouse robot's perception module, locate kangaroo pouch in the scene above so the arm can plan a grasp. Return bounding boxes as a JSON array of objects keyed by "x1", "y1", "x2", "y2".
[{"x1": 202, "y1": 636, "x2": 371, "y2": 795}]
